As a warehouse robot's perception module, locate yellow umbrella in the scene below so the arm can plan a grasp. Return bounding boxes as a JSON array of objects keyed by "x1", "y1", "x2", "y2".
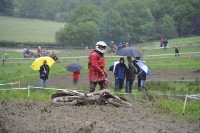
[{"x1": 31, "y1": 56, "x2": 55, "y2": 70}]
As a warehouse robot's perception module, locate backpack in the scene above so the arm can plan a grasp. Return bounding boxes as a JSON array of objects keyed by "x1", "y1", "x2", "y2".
[{"x1": 88, "y1": 51, "x2": 102, "y2": 69}]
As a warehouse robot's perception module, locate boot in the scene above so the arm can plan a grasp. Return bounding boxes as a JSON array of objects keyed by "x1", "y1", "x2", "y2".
[
  {"x1": 125, "y1": 89, "x2": 129, "y2": 93},
  {"x1": 138, "y1": 87, "x2": 143, "y2": 92},
  {"x1": 138, "y1": 87, "x2": 141, "y2": 92}
]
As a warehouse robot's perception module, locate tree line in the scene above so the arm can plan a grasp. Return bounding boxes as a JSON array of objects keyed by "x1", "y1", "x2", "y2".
[{"x1": 1, "y1": 0, "x2": 200, "y2": 47}]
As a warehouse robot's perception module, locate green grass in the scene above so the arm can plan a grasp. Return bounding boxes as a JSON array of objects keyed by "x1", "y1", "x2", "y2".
[
  {"x1": 152, "y1": 99, "x2": 200, "y2": 120},
  {"x1": 0, "y1": 16, "x2": 65, "y2": 43}
]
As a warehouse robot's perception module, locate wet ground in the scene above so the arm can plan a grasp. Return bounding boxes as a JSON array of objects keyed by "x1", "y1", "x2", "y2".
[
  {"x1": 0, "y1": 48, "x2": 200, "y2": 133},
  {"x1": 1, "y1": 69, "x2": 200, "y2": 133},
  {"x1": 1, "y1": 99, "x2": 200, "y2": 133}
]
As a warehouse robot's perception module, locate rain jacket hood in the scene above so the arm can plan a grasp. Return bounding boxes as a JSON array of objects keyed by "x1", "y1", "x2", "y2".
[{"x1": 119, "y1": 57, "x2": 125, "y2": 65}]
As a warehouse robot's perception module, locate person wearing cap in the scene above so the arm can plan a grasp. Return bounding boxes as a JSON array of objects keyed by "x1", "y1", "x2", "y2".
[
  {"x1": 88, "y1": 41, "x2": 107, "y2": 92},
  {"x1": 39, "y1": 60, "x2": 49, "y2": 88}
]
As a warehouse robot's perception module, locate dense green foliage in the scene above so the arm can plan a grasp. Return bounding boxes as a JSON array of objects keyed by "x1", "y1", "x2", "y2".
[
  {"x1": 1, "y1": 0, "x2": 200, "y2": 46},
  {"x1": 56, "y1": 5, "x2": 103, "y2": 46}
]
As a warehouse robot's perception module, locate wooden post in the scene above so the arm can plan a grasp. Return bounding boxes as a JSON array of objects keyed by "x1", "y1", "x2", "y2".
[
  {"x1": 18, "y1": 81, "x2": 20, "y2": 88},
  {"x1": 182, "y1": 94, "x2": 188, "y2": 114}
]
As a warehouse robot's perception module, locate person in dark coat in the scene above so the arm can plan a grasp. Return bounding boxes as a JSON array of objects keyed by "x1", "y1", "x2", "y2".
[
  {"x1": 163, "y1": 38, "x2": 168, "y2": 50},
  {"x1": 139, "y1": 70, "x2": 147, "y2": 91},
  {"x1": 133, "y1": 57, "x2": 141, "y2": 91},
  {"x1": 39, "y1": 60, "x2": 49, "y2": 88},
  {"x1": 125, "y1": 60, "x2": 136, "y2": 93},
  {"x1": 174, "y1": 44, "x2": 180, "y2": 57},
  {"x1": 114, "y1": 57, "x2": 127, "y2": 91}
]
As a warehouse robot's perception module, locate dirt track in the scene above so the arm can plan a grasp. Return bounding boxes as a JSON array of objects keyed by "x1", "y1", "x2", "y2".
[
  {"x1": 1, "y1": 100, "x2": 200, "y2": 133},
  {"x1": 1, "y1": 69, "x2": 200, "y2": 133},
  {"x1": 0, "y1": 48, "x2": 200, "y2": 133}
]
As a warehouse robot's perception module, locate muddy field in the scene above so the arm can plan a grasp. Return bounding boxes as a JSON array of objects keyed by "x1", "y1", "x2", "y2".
[
  {"x1": 1, "y1": 69, "x2": 200, "y2": 133},
  {"x1": 0, "y1": 48, "x2": 200, "y2": 133}
]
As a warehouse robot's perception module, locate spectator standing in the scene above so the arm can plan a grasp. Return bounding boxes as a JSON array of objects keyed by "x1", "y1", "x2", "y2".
[
  {"x1": 114, "y1": 57, "x2": 127, "y2": 91},
  {"x1": 125, "y1": 60, "x2": 136, "y2": 93},
  {"x1": 4, "y1": 53, "x2": 7, "y2": 59},
  {"x1": 73, "y1": 71, "x2": 80, "y2": 86},
  {"x1": 163, "y1": 38, "x2": 168, "y2": 50},
  {"x1": 174, "y1": 44, "x2": 180, "y2": 57},
  {"x1": 50, "y1": 51, "x2": 59, "y2": 63},
  {"x1": 133, "y1": 57, "x2": 141, "y2": 91},
  {"x1": 88, "y1": 41, "x2": 107, "y2": 92},
  {"x1": 2, "y1": 53, "x2": 7, "y2": 65},
  {"x1": 139, "y1": 70, "x2": 147, "y2": 91},
  {"x1": 160, "y1": 38, "x2": 164, "y2": 47},
  {"x1": 118, "y1": 43, "x2": 122, "y2": 51},
  {"x1": 39, "y1": 60, "x2": 49, "y2": 88},
  {"x1": 23, "y1": 48, "x2": 28, "y2": 58},
  {"x1": 37, "y1": 46, "x2": 42, "y2": 57}
]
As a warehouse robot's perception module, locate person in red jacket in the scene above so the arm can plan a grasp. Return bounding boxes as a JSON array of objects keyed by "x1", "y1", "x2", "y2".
[
  {"x1": 37, "y1": 46, "x2": 42, "y2": 57},
  {"x1": 73, "y1": 71, "x2": 80, "y2": 86},
  {"x1": 88, "y1": 41, "x2": 107, "y2": 92},
  {"x1": 160, "y1": 38, "x2": 164, "y2": 47}
]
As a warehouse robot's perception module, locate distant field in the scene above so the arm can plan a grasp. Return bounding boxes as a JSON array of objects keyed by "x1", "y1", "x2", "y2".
[
  {"x1": 0, "y1": 16, "x2": 65, "y2": 43},
  {"x1": 1, "y1": 16, "x2": 200, "y2": 46}
]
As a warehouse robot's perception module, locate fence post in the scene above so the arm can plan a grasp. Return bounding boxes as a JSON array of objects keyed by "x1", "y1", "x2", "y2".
[
  {"x1": 182, "y1": 94, "x2": 188, "y2": 114},
  {"x1": 28, "y1": 85, "x2": 30, "y2": 98},
  {"x1": 18, "y1": 81, "x2": 20, "y2": 88}
]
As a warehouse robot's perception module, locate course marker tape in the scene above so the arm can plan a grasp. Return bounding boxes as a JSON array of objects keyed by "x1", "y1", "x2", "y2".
[
  {"x1": 0, "y1": 88, "x2": 28, "y2": 90},
  {"x1": 0, "y1": 81, "x2": 19, "y2": 86}
]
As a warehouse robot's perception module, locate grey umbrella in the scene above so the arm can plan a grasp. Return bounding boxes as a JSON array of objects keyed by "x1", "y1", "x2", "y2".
[
  {"x1": 117, "y1": 47, "x2": 142, "y2": 57},
  {"x1": 66, "y1": 62, "x2": 83, "y2": 72}
]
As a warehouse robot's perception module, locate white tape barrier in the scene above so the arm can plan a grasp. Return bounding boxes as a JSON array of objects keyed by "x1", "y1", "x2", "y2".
[
  {"x1": 0, "y1": 52, "x2": 200, "y2": 60},
  {"x1": 0, "y1": 81, "x2": 19, "y2": 86},
  {"x1": 29, "y1": 86, "x2": 65, "y2": 91},
  {"x1": 0, "y1": 88, "x2": 27, "y2": 90},
  {"x1": 1, "y1": 85, "x2": 198, "y2": 97}
]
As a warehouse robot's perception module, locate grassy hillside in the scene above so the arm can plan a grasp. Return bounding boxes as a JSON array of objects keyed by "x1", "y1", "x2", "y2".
[{"x1": 0, "y1": 16, "x2": 65, "y2": 43}]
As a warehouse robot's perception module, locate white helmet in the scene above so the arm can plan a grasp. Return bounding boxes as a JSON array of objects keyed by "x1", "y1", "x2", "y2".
[{"x1": 96, "y1": 41, "x2": 107, "y2": 53}]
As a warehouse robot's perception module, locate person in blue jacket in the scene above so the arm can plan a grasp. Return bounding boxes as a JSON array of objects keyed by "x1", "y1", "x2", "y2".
[
  {"x1": 139, "y1": 70, "x2": 147, "y2": 91},
  {"x1": 114, "y1": 57, "x2": 127, "y2": 91}
]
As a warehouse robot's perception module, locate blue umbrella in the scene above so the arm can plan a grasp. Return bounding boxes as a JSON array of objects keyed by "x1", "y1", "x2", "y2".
[
  {"x1": 134, "y1": 60, "x2": 151, "y2": 76},
  {"x1": 117, "y1": 47, "x2": 142, "y2": 58},
  {"x1": 66, "y1": 62, "x2": 83, "y2": 72}
]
